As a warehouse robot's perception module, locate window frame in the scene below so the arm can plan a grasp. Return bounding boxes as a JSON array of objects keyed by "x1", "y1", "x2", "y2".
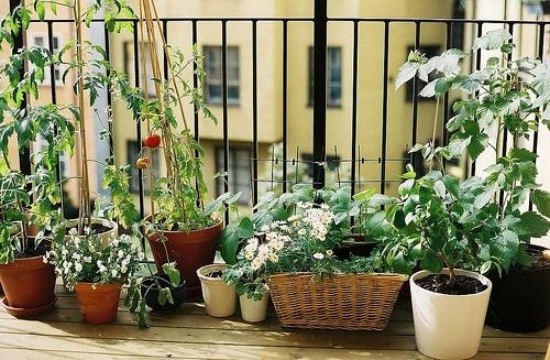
[
  {"x1": 308, "y1": 46, "x2": 343, "y2": 108},
  {"x1": 29, "y1": 32, "x2": 63, "y2": 86},
  {"x1": 203, "y1": 45, "x2": 240, "y2": 105}
]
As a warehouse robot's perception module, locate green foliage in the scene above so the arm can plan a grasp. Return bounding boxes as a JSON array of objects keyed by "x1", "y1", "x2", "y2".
[{"x1": 392, "y1": 29, "x2": 550, "y2": 275}]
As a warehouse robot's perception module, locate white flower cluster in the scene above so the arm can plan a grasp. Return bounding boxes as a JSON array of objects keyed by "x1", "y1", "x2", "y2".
[
  {"x1": 45, "y1": 229, "x2": 144, "y2": 288},
  {"x1": 241, "y1": 202, "x2": 338, "y2": 273}
]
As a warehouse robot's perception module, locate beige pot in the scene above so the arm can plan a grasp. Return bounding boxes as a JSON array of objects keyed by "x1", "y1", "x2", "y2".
[
  {"x1": 197, "y1": 264, "x2": 236, "y2": 317},
  {"x1": 64, "y1": 218, "x2": 118, "y2": 245},
  {"x1": 239, "y1": 286, "x2": 270, "y2": 323}
]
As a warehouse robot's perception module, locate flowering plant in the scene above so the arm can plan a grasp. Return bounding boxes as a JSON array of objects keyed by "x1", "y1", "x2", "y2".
[
  {"x1": 225, "y1": 202, "x2": 383, "y2": 291},
  {"x1": 45, "y1": 228, "x2": 144, "y2": 290}
]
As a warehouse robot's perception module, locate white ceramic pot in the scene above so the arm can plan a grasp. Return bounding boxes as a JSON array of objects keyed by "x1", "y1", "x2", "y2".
[
  {"x1": 197, "y1": 264, "x2": 237, "y2": 317},
  {"x1": 64, "y1": 218, "x2": 118, "y2": 245},
  {"x1": 239, "y1": 286, "x2": 270, "y2": 323},
  {"x1": 410, "y1": 269, "x2": 492, "y2": 360}
]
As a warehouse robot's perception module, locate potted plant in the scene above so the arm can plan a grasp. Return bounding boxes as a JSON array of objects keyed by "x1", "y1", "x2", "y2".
[
  {"x1": 243, "y1": 200, "x2": 407, "y2": 331},
  {"x1": 196, "y1": 263, "x2": 237, "y2": 317},
  {"x1": 396, "y1": 28, "x2": 550, "y2": 333},
  {"x1": 0, "y1": 171, "x2": 57, "y2": 318},
  {"x1": 116, "y1": 1, "x2": 237, "y2": 298},
  {"x1": 371, "y1": 168, "x2": 496, "y2": 359},
  {"x1": 137, "y1": 262, "x2": 186, "y2": 315},
  {"x1": 45, "y1": 228, "x2": 143, "y2": 324},
  {"x1": 222, "y1": 238, "x2": 270, "y2": 323}
]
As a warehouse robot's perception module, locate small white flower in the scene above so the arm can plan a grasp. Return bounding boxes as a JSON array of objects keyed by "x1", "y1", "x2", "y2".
[
  {"x1": 75, "y1": 263, "x2": 83, "y2": 273},
  {"x1": 313, "y1": 252, "x2": 324, "y2": 260},
  {"x1": 111, "y1": 269, "x2": 118, "y2": 278},
  {"x1": 298, "y1": 229, "x2": 307, "y2": 236},
  {"x1": 326, "y1": 250, "x2": 333, "y2": 257}
]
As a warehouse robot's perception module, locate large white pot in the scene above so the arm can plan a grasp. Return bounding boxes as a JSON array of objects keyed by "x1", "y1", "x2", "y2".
[
  {"x1": 197, "y1": 264, "x2": 237, "y2": 317},
  {"x1": 239, "y1": 286, "x2": 270, "y2": 323},
  {"x1": 410, "y1": 269, "x2": 492, "y2": 360}
]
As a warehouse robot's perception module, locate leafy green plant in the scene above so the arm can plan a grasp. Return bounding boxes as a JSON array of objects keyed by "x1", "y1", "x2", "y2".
[
  {"x1": 390, "y1": 29, "x2": 550, "y2": 278},
  {"x1": 219, "y1": 184, "x2": 358, "y2": 264},
  {"x1": 0, "y1": 0, "x2": 139, "y2": 243},
  {"x1": 112, "y1": 2, "x2": 235, "y2": 235}
]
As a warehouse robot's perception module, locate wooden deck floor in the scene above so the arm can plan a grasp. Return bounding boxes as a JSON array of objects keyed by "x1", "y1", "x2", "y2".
[{"x1": 0, "y1": 284, "x2": 549, "y2": 360}]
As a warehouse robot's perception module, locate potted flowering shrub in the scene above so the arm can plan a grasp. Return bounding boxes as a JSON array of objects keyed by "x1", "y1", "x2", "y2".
[
  {"x1": 222, "y1": 238, "x2": 271, "y2": 323},
  {"x1": 46, "y1": 229, "x2": 143, "y2": 325}
]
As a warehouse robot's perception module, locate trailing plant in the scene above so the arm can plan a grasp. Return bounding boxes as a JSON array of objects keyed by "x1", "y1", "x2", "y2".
[{"x1": 388, "y1": 29, "x2": 550, "y2": 279}]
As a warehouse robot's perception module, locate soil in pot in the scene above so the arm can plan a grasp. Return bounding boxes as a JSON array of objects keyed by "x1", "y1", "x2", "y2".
[
  {"x1": 141, "y1": 274, "x2": 186, "y2": 314},
  {"x1": 415, "y1": 274, "x2": 488, "y2": 295}
]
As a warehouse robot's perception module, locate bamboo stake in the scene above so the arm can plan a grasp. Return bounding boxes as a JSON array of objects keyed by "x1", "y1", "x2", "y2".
[{"x1": 75, "y1": 0, "x2": 91, "y2": 232}]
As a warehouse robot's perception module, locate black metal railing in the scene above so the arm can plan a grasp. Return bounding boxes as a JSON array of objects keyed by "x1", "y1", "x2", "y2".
[{"x1": 15, "y1": 3, "x2": 550, "y2": 219}]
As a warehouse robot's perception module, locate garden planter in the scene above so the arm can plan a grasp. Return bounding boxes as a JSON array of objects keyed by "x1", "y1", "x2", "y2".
[
  {"x1": 140, "y1": 273, "x2": 186, "y2": 314},
  {"x1": 239, "y1": 286, "x2": 270, "y2": 323},
  {"x1": 197, "y1": 264, "x2": 236, "y2": 317},
  {"x1": 268, "y1": 272, "x2": 407, "y2": 330},
  {"x1": 0, "y1": 254, "x2": 56, "y2": 318},
  {"x1": 64, "y1": 218, "x2": 118, "y2": 245},
  {"x1": 147, "y1": 220, "x2": 223, "y2": 298},
  {"x1": 74, "y1": 282, "x2": 122, "y2": 325},
  {"x1": 410, "y1": 269, "x2": 492, "y2": 360},
  {"x1": 486, "y1": 245, "x2": 550, "y2": 332}
]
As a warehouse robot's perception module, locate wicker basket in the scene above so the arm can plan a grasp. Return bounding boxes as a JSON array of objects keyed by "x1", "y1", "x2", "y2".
[{"x1": 267, "y1": 272, "x2": 408, "y2": 330}]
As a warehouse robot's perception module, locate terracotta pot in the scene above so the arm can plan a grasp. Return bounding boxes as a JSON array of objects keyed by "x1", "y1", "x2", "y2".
[
  {"x1": 146, "y1": 220, "x2": 223, "y2": 298},
  {"x1": 197, "y1": 263, "x2": 236, "y2": 317},
  {"x1": 74, "y1": 282, "x2": 121, "y2": 324},
  {"x1": 0, "y1": 255, "x2": 56, "y2": 318}
]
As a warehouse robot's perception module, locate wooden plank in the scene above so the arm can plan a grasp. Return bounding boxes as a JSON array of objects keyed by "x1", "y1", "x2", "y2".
[
  {"x1": 0, "y1": 316, "x2": 548, "y2": 354},
  {"x1": 0, "y1": 337, "x2": 544, "y2": 360}
]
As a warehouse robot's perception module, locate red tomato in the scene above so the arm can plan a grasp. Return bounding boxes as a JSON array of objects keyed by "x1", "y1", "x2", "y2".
[{"x1": 143, "y1": 134, "x2": 161, "y2": 148}]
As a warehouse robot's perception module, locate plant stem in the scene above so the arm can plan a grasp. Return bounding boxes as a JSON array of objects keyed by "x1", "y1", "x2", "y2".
[{"x1": 429, "y1": 97, "x2": 440, "y2": 171}]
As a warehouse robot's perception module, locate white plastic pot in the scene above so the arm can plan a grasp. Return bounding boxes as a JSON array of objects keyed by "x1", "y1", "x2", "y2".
[
  {"x1": 239, "y1": 286, "x2": 270, "y2": 323},
  {"x1": 197, "y1": 264, "x2": 236, "y2": 317},
  {"x1": 410, "y1": 269, "x2": 492, "y2": 360}
]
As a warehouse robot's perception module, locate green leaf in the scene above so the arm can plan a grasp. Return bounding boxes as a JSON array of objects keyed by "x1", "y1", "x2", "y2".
[
  {"x1": 421, "y1": 249, "x2": 442, "y2": 273},
  {"x1": 518, "y1": 211, "x2": 550, "y2": 238},
  {"x1": 532, "y1": 189, "x2": 550, "y2": 218},
  {"x1": 509, "y1": 148, "x2": 537, "y2": 162},
  {"x1": 395, "y1": 61, "x2": 420, "y2": 90},
  {"x1": 473, "y1": 29, "x2": 512, "y2": 51}
]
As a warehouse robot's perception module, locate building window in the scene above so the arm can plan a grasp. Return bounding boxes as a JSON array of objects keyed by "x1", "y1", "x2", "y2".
[
  {"x1": 216, "y1": 147, "x2": 251, "y2": 204},
  {"x1": 30, "y1": 34, "x2": 62, "y2": 86},
  {"x1": 127, "y1": 140, "x2": 159, "y2": 194},
  {"x1": 204, "y1": 46, "x2": 240, "y2": 105},
  {"x1": 308, "y1": 46, "x2": 342, "y2": 107},
  {"x1": 124, "y1": 42, "x2": 157, "y2": 97}
]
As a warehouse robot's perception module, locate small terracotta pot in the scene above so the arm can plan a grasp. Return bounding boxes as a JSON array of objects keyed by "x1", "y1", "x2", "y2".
[{"x1": 74, "y1": 282, "x2": 122, "y2": 325}]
